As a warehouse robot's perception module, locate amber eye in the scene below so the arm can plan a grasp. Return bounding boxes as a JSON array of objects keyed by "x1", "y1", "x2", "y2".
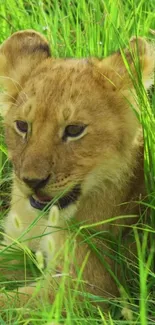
[
  {"x1": 15, "y1": 120, "x2": 28, "y2": 133},
  {"x1": 63, "y1": 124, "x2": 86, "y2": 140}
]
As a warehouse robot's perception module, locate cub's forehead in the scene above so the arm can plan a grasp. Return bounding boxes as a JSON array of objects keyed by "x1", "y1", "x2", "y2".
[
  {"x1": 27, "y1": 58, "x2": 98, "y2": 97},
  {"x1": 18, "y1": 59, "x2": 105, "y2": 122}
]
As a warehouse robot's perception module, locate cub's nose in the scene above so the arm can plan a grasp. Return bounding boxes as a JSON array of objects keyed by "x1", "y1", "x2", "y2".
[{"x1": 23, "y1": 175, "x2": 50, "y2": 190}]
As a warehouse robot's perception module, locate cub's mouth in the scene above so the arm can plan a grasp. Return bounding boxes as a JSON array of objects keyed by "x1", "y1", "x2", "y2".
[{"x1": 29, "y1": 184, "x2": 81, "y2": 211}]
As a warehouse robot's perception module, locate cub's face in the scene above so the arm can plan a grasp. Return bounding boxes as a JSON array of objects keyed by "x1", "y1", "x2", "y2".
[
  {"x1": 1, "y1": 31, "x2": 153, "y2": 212},
  {"x1": 4, "y1": 60, "x2": 137, "y2": 211}
]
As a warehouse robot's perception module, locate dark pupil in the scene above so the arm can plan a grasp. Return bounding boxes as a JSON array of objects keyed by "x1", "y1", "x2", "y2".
[
  {"x1": 16, "y1": 120, "x2": 28, "y2": 133},
  {"x1": 65, "y1": 125, "x2": 85, "y2": 137}
]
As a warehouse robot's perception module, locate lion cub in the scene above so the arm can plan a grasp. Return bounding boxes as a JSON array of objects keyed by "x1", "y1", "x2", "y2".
[{"x1": 0, "y1": 30, "x2": 154, "y2": 307}]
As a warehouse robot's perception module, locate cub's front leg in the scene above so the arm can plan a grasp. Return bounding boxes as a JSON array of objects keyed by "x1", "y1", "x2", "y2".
[
  {"x1": 0, "y1": 200, "x2": 119, "y2": 309},
  {"x1": 0, "y1": 182, "x2": 49, "y2": 286},
  {"x1": 0, "y1": 185, "x2": 67, "y2": 308}
]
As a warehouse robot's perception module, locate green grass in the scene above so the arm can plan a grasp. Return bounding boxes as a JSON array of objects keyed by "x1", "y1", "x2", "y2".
[{"x1": 0, "y1": 0, "x2": 155, "y2": 324}]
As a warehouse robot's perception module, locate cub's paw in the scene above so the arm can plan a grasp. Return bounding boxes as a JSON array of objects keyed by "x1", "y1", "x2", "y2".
[
  {"x1": 35, "y1": 206, "x2": 60, "y2": 270},
  {"x1": 48, "y1": 205, "x2": 60, "y2": 226},
  {"x1": 42, "y1": 205, "x2": 60, "y2": 260}
]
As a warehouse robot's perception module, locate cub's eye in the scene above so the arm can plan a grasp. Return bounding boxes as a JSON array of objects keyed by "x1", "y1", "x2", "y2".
[
  {"x1": 15, "y1": 120, "x2": 28, "y2": 133},
  {"x1": 63, "y1": 124, "x2": 86, "y2": 140}
]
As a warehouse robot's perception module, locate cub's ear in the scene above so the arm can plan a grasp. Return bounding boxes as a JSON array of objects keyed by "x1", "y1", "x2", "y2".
[
  {"x1": 0, "y1": 30, "x2": 50, "y2": 95},
  {"x1": 93, "y1": 37, "x2": 154, "y2": 91}
]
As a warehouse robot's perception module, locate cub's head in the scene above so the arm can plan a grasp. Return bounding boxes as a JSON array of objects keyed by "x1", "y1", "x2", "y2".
[{"x1": 0, "y1": 30, "x2": 154, "y2": 214}]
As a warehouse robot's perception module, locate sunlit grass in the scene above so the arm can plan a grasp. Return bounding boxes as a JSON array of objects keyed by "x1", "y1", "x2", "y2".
[{"x1": 0, "y1": 0, "x2": 155, "y2": 324}]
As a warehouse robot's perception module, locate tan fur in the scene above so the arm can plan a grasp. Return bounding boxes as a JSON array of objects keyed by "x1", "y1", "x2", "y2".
[{"x1": 0, "y1": 30, "x2": 154, "y2": 308}]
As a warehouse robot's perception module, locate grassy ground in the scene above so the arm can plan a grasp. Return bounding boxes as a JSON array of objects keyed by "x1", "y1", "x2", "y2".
[{"x1": 0, "y1": 0, "x2": 155, "y2": 324}]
